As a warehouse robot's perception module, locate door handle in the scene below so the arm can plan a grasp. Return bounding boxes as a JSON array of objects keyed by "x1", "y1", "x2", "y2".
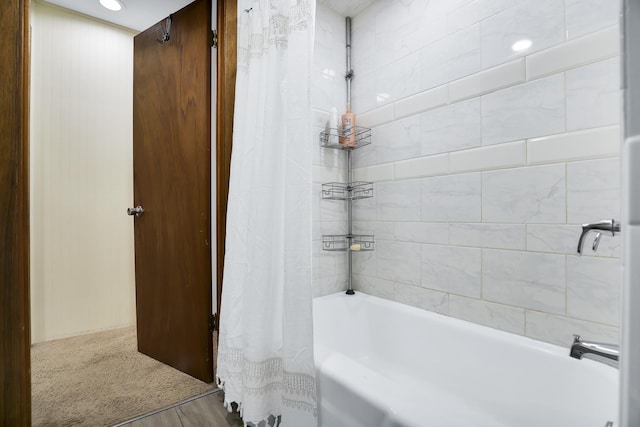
[{"x1": 127, "y1": 206, "x2": 144, "y2": 217}]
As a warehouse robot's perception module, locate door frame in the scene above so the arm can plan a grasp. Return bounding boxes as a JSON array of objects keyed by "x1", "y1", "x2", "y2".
[
  {"x1": 1, "y1": 0, "x2": 31, "y2": 425},
  {"x1": 215, "y1": 0, "x2": 236, "y2": 317},
  {"x1": 1, "y1": 0, "x2": 236, "y2": 422}
]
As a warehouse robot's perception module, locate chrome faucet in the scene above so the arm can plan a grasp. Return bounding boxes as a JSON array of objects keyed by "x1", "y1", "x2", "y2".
[
  {"x1": 576, "y1": 219, "x2": 620, "y2": 255},
  {"x1": 570, "y1": 335, "x2": 619, "y2": 366}
]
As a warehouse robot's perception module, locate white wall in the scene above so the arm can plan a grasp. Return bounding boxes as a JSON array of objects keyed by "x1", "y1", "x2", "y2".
[
  {"x1": 315, "y1": 0, "x2": 622, "y2": 348},
  {"x1": 30, "y1": 1, "x2": 136, "y2": 343}
]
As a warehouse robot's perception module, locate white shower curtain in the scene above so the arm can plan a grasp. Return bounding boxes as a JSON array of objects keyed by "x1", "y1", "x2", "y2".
[{"x1": 216, "y1": 0, "x2": 317, "y2": 426}]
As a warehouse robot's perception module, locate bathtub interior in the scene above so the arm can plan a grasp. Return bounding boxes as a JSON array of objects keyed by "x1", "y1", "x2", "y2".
[{"x1": 313, "y1": 292, "x2": 619, "y2": 427}]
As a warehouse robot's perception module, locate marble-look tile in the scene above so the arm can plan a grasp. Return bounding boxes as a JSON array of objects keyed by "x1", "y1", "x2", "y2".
[
  {"x1": 352, "y1": 135, "x2": 377, "y2": 169},
  {"x1": 353, "y1": 247, "x2": 376, "y2": 276},
  {"x1": 313, "y1": 221, "x2": 348, "y2": 241},
  {"x1": 480, "y1": 0, "x2": 565, "y2": 69},
  {"x1": 374, "y1": 0, "x2": 433, "y2": 34},
  {"x1": 376, "y1": 115, "x2": 422, "y2": 163},
  {"x1": 393, "y1": 283, "x2": 449, "y2": 315},
  {"x1": 483, "y1": 249, "x2": 565, "y2": 314},
  {"x1": 313, "y1": 127, "x2": 343, "y2": 169},
  {"x1": 567, "y1": 256, "x2": 621, "y2": 326},
  {"x1": 352, "y1": 193, "x2": 377, "y2": 221},
  {"x1": 358, "y1": 104, "x2": 395, "y2": 128},
  {"x1": 481, "y1": 74, "x2": 565, "y2": 145},
  {"x1": 421, "y1": 244, "x2": 482, "y2": 298},
  {"x1": 393, "y1": 154, "x2": 449, "y2": 181},
  {"x1": 353, "y1": 221, "x2": 394, "y2": 241},
  {"x1": 482, "y1": 164, "x2": 566, "y2": 223},
  {"x1": 312, "y1": 274, "x2": 347, "y2": 298},
  {"x1": 527, "y1": 125, "x2": 620, "y2": 165},
  {"x1": 353, "y1": 275, "x2": 394, "y2": 300},
  {"x1": 526, "y1": 224, "x2": 621, "y2": 258},
  {"x1": 353, "y1": 163, "x2": 394, "y2": 182},
  {"x1": 376, "y1": 52, "x2": 421, "y2": 106},
  {"x1": 313, "y1": 244, "x2": 335, "y2": 279},
  {"x1": 526, "y1": 26, "x2": 619, "y2": 80},
  {"x1": 449, "y1": 59, "x2": 525, "y2": 102},
  {"x1": 375, "y1": 15, "x2": 447, "y2": 68},
  {"x1": 351, "y1": 70, "x2": 377, "y2": 116},
  {"x1": 394, "y1": 86, "x2": 448, "y2": 120},
  {"x1": 312, "y1": 164, "x2": 345, "y2": 184},
  {"x1": 565, "y1": 0, "x2": 620, "y2": 39},
  {"x1": 447, "y1": 0, "x2": 524, "y2": 34},
  {"x1": 449, "y1": 140, "x2": 526, "y2": 173},
  {"x1": 449, "y1": 223, "x2": 526, "y2": 250},
  {"x1": 525, "y1": 311, "x2": 619, "y2": 347},
  {"x1": 318, "y1": 190, "x2": 348, "y2": 223},
  {"x1": 350, "y1": 6, "x2": 377, "y2": 73},
  {"x1": 421, "y1": 173, "x2": 482, "y2": 222},
  {"x1": 566, "y1": 58, "x2": 621, "y2": 132},
  {"x1": 376, "y1": 179, "x2": 421, "y2": 221},
  {"x1": 567, "y1": 158, "x2": 621, "y2": 224},
  {"x1": 377, "y1": 240, "x2": 422, "y2": 285},
  {"x1": 449, "y1": 295, "x2": 525, "y2": 335},
  {"x1": 420, "y1": 25, "x2": 481, "y2": 91},
  {"x1": 421, "y1": 98, "x2": 482, "y2": 156},
  {"x1": 394, "y1": 222, "x2": 449, "y2": 245}
]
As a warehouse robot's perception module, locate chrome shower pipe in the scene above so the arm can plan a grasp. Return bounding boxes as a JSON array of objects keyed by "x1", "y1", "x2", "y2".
[
  {"x1": 345, "y1": 17, "x2": 353, "y2": 107},
  {"x1": 347, "y1": 149, "x2": 354, "y2": 295}
]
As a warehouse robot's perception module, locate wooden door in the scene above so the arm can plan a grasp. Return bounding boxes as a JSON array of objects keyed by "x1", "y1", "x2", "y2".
[{"x1": 133, "y1": 0, "x2": 213, "y2": 383}]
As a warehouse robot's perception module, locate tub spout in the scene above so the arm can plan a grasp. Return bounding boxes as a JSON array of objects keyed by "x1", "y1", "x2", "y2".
[
  {"x1": 570, "y1": 335, "x2": 619, "y2": 366},
  {"x1": 576, "y1": 219, "x2": 620, "y2": 255}
]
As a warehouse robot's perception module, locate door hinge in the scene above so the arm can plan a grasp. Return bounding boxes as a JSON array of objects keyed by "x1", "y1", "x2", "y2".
[
  {"x1": 210, "y1": 29, "x2": 218, "y2": 48},
  {"x1": 209, "y1": 313, "x2": 217, "y2": 332}
]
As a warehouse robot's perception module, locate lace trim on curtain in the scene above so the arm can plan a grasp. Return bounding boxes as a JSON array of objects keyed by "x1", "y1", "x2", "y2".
[
  {"x1": 238, "y1": 0, "x2": 313, "y2": 70},
  {"x1": 217, "y1": 343, "x2": 318, "y2": 416}
]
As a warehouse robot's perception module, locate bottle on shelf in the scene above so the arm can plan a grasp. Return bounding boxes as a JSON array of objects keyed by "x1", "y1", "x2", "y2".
[{"x1": 341, "y1": 103, "x2": 356, "y2": 147}]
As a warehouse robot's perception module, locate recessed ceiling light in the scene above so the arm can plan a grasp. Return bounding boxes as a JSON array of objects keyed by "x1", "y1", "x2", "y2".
[
  {"x1": 511, "y1": 39, "x2": 532, "y2": 52},
  {"x1": 99, "y1": 0, "x2": 123, "y2": 11}
]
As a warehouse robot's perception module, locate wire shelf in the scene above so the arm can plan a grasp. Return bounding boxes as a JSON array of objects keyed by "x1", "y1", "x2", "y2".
[
  {"x1": 322, "y1": 234, "x2": 375, "y2": 252},
  {"x1": 321, "y1": 181, "x2": 374, "y2": 200},
  {"x1": 320, "y1": 127, "x2": 372, "y2": 150}
]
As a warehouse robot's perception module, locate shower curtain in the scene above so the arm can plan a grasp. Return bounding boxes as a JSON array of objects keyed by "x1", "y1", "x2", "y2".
[{"x1": 216, "y1": 0, "x2": 317, "y2": 426}]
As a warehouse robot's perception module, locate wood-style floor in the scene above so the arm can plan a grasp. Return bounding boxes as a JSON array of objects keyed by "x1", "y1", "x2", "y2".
[{"x1": 118, "y1": 391, "x2": 244, "y2": 427}]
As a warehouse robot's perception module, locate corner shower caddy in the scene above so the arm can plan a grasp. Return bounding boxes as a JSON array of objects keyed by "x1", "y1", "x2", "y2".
[{"x1": 319, "y1": 126, "x2": 374, "y2": 295}]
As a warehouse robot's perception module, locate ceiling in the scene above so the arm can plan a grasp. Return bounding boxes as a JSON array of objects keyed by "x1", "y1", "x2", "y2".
[
  {"x1": 43, "y1": 0, "x2": 377, "y2": 33},
  {"x1": 317, "y1": 0, "x2": 376, "y2": 17},
  {"x1": 43, "y1": 0, "x2": 194, "y2": 32}
]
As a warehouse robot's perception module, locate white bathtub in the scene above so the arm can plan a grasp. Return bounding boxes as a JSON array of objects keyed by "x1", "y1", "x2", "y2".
[{"x1": 313, "y1": 292, "x2": 619, "y2": 427}]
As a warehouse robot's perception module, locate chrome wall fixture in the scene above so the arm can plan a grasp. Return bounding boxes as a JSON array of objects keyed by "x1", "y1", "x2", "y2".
[{"x1": 156, "y1": 15, "x2": 172, "y2": 44}]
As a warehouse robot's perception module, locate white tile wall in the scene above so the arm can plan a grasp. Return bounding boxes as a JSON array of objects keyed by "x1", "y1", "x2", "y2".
[
  {"x1": 481, "y1": 74, "x2": 565, "y2": 145},
  {"x1": 421, "y1": 98, "x2": 482, "y2": 155},
  {"x1": 566, "y1": 57, "x2": 621, "y2": 131},
  {"x1": 421, "y1": 173, "x2": 482, "y2": 222},
  {"x1": 565, "y1": 0, "x2": 620, "y2": 40},
  {"x1": 482, "y1": 164, "x2": 566, "y2": 223},
  {"x1": 482, "y1": 250, "x2": 566, "y2": 314},
  {"x1": 421, "y1": 244, "x2": 482, "y2": 298},
  {"x1": 316, "y1": 0, "x2": 622, "y2": 347},
  {"x1": 479, "y1": 0, "x2": 565, "y2": 69}
]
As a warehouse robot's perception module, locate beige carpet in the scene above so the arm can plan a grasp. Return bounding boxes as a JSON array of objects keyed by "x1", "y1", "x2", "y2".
[{"x1": 32, "y1": 326, "x2": 216, "y2": 427}]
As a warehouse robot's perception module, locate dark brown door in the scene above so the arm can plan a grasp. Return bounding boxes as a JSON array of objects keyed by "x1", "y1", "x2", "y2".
[{"x1": 132, "y1": 0, "x2": 213, "y2": 383}]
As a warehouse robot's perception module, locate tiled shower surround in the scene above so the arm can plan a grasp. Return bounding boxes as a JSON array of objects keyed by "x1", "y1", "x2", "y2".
[{"x1": 311, "y1": 0, "x2": 621, "y2": 347}]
